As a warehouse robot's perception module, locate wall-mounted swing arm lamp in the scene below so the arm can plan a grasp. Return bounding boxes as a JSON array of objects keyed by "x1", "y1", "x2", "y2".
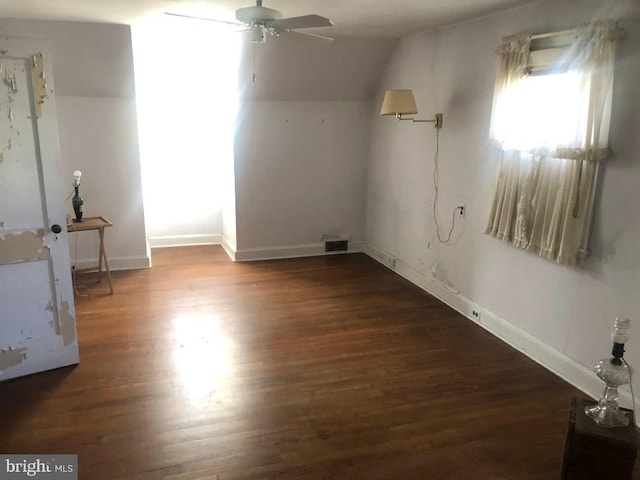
[
  {"x1": 380, "y1": 89, "x2": 443, "y2": 128},
  {"x1": 379, "y1": 89, "x2": 459, "y2": 245}
]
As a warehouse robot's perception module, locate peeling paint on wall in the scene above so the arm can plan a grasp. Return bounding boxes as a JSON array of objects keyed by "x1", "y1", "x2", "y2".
[
  {"x1": 2, "y1": 68, "x2": 17, "y2": 95},
  {"x1": 0, "y1": 59, "x2": 22, "y2": 154},
  {"x1": 0, "y1": 229, "x2": 50, "y2": 265},
  {"x1": 58, "y1": 300, "x2": 76, "y2": 347},
  {"x1": 0, "y1": 347, "x2": 27, "y2": 370},
  {"x1": 31, "y1": 53, "x2": 47, "y2": 119}
]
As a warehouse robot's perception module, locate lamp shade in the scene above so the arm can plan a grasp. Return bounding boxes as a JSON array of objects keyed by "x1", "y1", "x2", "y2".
[{"x1": 380, "y1": 89, "x2": 418, "y2": 116}]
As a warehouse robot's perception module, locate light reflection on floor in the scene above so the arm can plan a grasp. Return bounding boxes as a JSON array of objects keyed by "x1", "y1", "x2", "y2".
[{"x1": 171, "y1": 314, "x2": 234, "y2": 401}]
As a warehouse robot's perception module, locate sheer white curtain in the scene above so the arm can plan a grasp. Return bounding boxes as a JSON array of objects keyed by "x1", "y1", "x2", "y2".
[{"x1": 485, "y1": 21, "x2": 621, "y2": 265}]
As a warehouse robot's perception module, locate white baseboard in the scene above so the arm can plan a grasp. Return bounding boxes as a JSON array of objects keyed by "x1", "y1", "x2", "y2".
[
  {"x1": 71, "y1": 255, "x2": 151, "y2": 271},
  {"x1": 364, "y1": 243, "x2": 635, "y2": 410},
  {"x1": 148, "y1": 234, "x2": 222, "y2": 248},
  {"x1": 146, "y1": 236, "x2": 365, "y2": 263},
  {"x1": 235, "y1": 240, "x2": 365, "y2": 262},
  {"x1": 221, "y1": 236, "x2": 236, "y2": 262}
]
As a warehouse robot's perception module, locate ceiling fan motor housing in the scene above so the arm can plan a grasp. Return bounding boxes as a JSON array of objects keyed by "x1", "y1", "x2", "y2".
[{"x1": 236, "y1": 5, "x2": 282, "y2": 26}]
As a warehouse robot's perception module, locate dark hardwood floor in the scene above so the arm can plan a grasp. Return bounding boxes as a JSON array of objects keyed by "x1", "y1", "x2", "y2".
[{"x1": 0, "y1": 246, "x2": 587, "y2": 479}]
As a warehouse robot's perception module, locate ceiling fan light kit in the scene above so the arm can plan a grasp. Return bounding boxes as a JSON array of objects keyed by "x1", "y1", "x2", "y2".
[{"x1": 249, "y1": 26, "x2": 267, "y2": 44}]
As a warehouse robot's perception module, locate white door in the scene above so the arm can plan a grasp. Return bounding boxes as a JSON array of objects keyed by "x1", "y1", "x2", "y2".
[{"x1": 0, "y1": 38, "x2": 79, "y2": 381}]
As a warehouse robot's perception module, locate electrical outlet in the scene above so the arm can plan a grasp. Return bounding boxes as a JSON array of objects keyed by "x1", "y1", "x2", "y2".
[
  {"x1": 472, "y1": 309, "x2": 481, "y2": 320},
  {"x1": 458, "y1": 205, "x2": 466, "y2": 218}
]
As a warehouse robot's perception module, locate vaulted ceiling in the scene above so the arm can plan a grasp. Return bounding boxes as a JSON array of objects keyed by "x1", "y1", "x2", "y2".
[{"x1": 3, "y1": 0, "x2": 539, "y2": 38}]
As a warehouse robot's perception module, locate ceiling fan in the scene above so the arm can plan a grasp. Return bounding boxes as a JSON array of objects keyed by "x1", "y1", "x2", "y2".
[{"x1": 165, "y1": 0, "x2": 334, "y2": 44}]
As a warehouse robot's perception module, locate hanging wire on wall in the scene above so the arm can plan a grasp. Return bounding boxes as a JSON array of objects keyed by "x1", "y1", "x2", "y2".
[{"x1": 432, "y1": 128, "x2": 463, "y2": 243}]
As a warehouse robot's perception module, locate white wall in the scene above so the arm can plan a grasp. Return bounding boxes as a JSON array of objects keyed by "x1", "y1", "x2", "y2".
[
  {"x1": 366, "y1": 0, "x2": 640, "y2": 401},
  {"x1": 57, "y1": 97, "x2": 148, "y2": 269},
  {"x1": 0, "y1": 19, "x2": 149, "y2": 270},
  {"x1": 221, "y1": 154, "x2": 238, "y2": 259},
  {"x1": 234, "y1": 101, "x2": 372, "y2": 258},
  {"x1": 232, "y1": 36, "x2": 396, "y2": 260}
]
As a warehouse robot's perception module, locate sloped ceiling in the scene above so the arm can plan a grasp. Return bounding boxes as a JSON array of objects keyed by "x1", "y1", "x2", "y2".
[
  {"x1": 239, "y1": 36, "x2": 398, "y2": 101},
  {"x1": 3, "y1": 0, "x2": 540, "y2": 38},
  {"x1": 1, "y1": 0, "x2": 539, "y2": 101}
]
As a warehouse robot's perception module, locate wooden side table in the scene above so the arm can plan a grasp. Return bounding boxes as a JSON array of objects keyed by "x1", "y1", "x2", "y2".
[
  {"x1": 562, "y1": 397, "x2": 638, "y2": 479},
  {"x1": 67, "y1": 216, "x2": 114, "y2": 294}
]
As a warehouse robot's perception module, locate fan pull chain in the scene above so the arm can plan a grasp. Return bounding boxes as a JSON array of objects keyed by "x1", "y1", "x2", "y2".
[{"x1": 252, "y1": 43, "x2": 257, "y2": 83}]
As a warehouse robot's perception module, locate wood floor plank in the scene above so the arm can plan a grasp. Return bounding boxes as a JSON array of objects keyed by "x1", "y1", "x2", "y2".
[{"x1": 0, "y1": 246, "x2": 601, "y2": 479}]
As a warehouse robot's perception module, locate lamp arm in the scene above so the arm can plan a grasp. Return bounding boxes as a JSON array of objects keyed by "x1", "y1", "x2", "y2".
[{"x1": 396, "y1": 113, "x2": 443, "y2": 128}]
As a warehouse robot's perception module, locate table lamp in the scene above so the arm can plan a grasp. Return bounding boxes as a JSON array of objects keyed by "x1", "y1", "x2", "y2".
[
  {"x1": 72, "y1": 170, "x2": 84, "y2": 222},
  {"x1": 585, "y1": 318, "x2": 632, "y2": 427}
]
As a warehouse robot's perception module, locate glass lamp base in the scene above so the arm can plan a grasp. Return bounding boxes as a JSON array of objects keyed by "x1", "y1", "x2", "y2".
[{"x1": 585, "y1": 402, "x2": 630, "y2": 428}]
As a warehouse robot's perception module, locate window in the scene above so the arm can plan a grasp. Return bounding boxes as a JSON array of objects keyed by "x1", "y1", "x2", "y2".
[
  {"x1": 485, "y1": 21, "x2": 622, "y2": 266},
  {"x1": 132, "y1": 16, "x2": 241, "y2": 243},
  {"x1": 492, "y1": 72, "x2": 584, "y2": 152}
]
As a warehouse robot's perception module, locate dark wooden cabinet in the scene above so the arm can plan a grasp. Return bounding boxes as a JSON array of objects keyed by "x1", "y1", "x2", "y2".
[{"x1": 562, "y1": 398, "x2": 638, "y2": 479}]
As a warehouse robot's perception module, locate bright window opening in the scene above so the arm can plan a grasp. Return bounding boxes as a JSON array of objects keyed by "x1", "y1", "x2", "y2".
[
  {"x1": 493, "y1": 72, "x2": 586, "y2": 152},
  {"x1": 132, "y1": 15, "x2": 241, "y2": 243}
]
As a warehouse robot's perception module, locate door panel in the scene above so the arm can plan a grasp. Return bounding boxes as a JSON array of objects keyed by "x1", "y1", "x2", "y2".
[
  {"x1": 1, "y1": 58, "x2": 43, "y2": 228},
  {"x1": 1, "y1": 261, "x2": 56, "y2": 339},
  {"x1": 0, "y1": 38, "x2": 79, "y2": 380}
]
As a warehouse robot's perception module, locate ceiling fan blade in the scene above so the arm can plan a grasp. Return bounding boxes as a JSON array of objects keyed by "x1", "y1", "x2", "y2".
[
  {"x1": 267, "y1": 14, "x2": 333, "y2": 30},
  {"x1": 164, "y1": 12, "x2": 243, "y2": 27},
  {"x1": 279, "y1": 30, "x2": 335, "y2": 43}
]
